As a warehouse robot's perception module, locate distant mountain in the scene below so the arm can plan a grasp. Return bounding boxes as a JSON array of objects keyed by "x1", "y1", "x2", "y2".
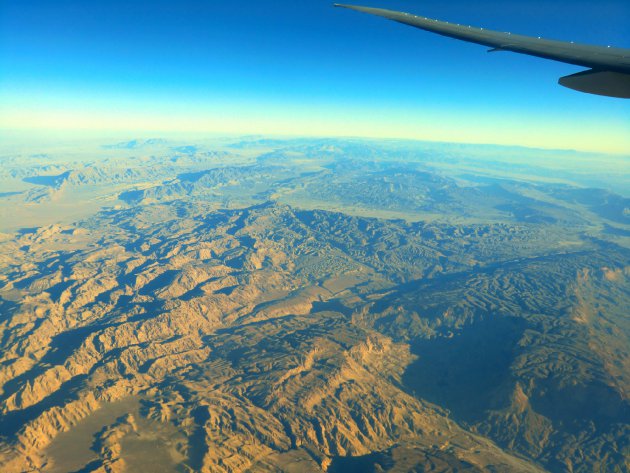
[{"x1": 102, "y1": 138, "x2": 168, "y2": 149}]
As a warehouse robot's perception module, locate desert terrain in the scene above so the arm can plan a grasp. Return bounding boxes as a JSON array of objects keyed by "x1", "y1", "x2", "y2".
[{"x1": 0, "y1": 137, "x2": 628, "y2": 472}]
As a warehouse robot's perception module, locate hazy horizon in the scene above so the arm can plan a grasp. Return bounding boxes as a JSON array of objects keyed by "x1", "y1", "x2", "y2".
[{"x1": 2, "y1": 0, "x2": 629, "y2": 153}]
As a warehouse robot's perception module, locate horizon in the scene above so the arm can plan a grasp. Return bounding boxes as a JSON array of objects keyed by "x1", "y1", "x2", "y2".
[
  {"x1": 1, "y1": 0, "x2": 629, "y2": 153},
  {"x1": 2, "y1": 128, "x2": 630, "y2": 158}
]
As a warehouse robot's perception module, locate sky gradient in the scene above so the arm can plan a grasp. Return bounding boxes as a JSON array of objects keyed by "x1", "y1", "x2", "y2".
[{"x1": 1, "y1": 0, "x2": 629, "y2": 153}]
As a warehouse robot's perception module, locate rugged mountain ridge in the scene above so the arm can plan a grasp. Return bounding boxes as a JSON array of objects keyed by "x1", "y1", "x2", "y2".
[
  {"x1": 1, "y1": 138, "x2": 628, "y2": 472},
  {"x1": 1, "y1": 200, "x2": 628, "y2": 472}
]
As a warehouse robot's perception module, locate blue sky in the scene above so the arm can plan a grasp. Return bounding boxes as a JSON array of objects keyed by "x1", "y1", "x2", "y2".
[{"x1": 1, "y1": 0, "x2": 629, "y2": 152}]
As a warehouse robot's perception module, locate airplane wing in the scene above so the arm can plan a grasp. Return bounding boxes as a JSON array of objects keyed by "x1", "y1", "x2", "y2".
[{"x1": 334, "y1": 4, "x2": 630, "y2": 98}]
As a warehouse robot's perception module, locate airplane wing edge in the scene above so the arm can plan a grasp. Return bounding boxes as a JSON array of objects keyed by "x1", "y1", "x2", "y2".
[{"x1": 334, "y1": 3, "x2": 630, "y2": 76}]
